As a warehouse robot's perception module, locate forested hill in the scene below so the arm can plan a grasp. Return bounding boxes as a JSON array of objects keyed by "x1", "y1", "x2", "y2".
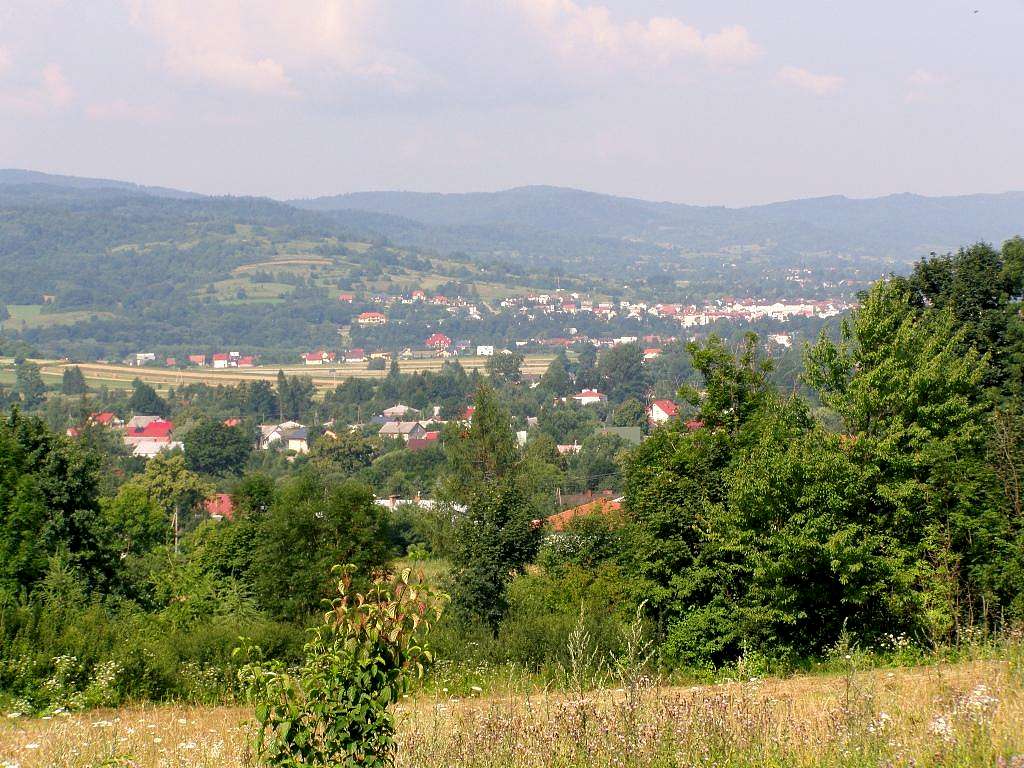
[{"x1": 294, "y1": 185, "x2": 1024, "y2": 260}]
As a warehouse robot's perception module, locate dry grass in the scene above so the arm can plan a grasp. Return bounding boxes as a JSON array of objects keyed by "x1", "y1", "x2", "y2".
[{"x1": 1, "y1": 659, "x2": 1022, "y2": 767}]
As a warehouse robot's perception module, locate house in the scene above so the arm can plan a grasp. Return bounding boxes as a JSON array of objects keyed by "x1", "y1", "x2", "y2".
[
  {"x1": 223, "y1": 418, "x2": 241, "y2": 427},
  {"x1": 165, "y1": 357, "x2": 177, "y2": 367},
  {"x1": 204, "y1": 493, "x2": 235, "y2": 520},
  {"x1": 132, "y1": 440, "x2": 184, "y2": 459},
  {"x1": 572, "y1": 389, "x2": 607, "y2": 406},
  {"x1": 547, "y1": 496, "x2": 623, "y2": 532},
  {"x1": 425, "y1": 332, "x2": 452, "y2": 350},
  {"x1": 599, "y1": 426, "x2": 644, "y2": 445},
  {"x1": 557, "y1": 443, "x2": 582, "y2": 455},
  {"x1": 89, "y1": 411, "x2": 123, "y2": 428},
  {"x1": 476, "y1": 345, "x2": 495, "y2": 357},
  {"x1": 407, "y1": 431, "x2": 441, "y2": 452},
  {"x1": 648, "y1": 400, "x2": 679, "y2": 426},
  {"x1": 684, "y1": 419, "x2": 705, "y2": 431},
  {"x1": 378, "y1": 421, "x2": 428, "y2": 442},
  {"x1": 463, "y1": 405, "x2": 475, "y2": 423},
  {"x1": 345, "y1": 348, "x2": 367, "y2": 363},
  {"x1": 643, "y1": 348, "x2": 663, "y2": 361},
  {"x1": 236, "y1": 355, "x2": 256, "y2": 367},
  {"x1": 382, "y1": 403, "x2": 417, "y2": 419},
  {"x1": 338, "y1": 292, "x2": 355, "y2": 303},
  {"x1": 187, "y1": 354, "x2": 207, "y2": 366},
  {"x1": 133, "y1": 352, "x2": 156, "y2": 366},
  {"x1": 212, "y1": 353, "x2": 231, "y2": 369},
  {"x1": 303, "y1": 350, "x2": 336, "y2": 365},
  {"x1": 357, "y1": 311, "x2": 388, "y2": 326},
  {"x1": 125, "y1": 414, "x2": 163, "y2": 432},
  {"x1": 258, "y1": 421, "x2": 310, "y2": 453}
]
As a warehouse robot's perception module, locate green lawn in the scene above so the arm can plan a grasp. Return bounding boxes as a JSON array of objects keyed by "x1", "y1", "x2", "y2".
[{"x1": 1, "y1": 304, "x2": 116, "y2": 331}]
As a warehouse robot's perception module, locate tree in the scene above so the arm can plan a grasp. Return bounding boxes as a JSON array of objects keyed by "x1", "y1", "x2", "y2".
[
  {"x1": 612, "y1": 397, "x2": 647, "y2": 428},
  {"x1": 486, "y1": 351, "x2": 524, "y2": 386},
  {"x1": 568, "y1": 432, "x2": 628, "y2": 492},
  {"x1": 308, "y1": 430, "x2": 374, "y2": 476},
  {"x1": 598, "y1": 343, "x2": 648, "y2": 404},
  {"x1": 441, "y1": 384, "x2": 519, "y2": 504},
  {"x1": 450, "y1": 480, "x2": 542, "y2": 632},
  {"x1": 244, "y1": 380, "x2": 276, "y2": 421},
  {"x1": 128, "y1": 378, "x2": 168, "y2": 417},
  {"x1": 15, "y1": 361, "x2": 46, "y2": 408},
  {"x1": 61, "y1": 366, "x2": 88, "y2": 395},
  {"x1": 184, "y1": 419, "x2": 252, "y2": 476},
  {"x1": 276, "y1": 371, "x2": 315, "y2": 421},
  {"x1": 540, "y1": 352, "x2": 574, "y2": 397},
  {"x1": 131, "y1": 453, "x2": 212, "y2": 554},
  {"x1": 252, "y1": 475, "x2": 391, "y2": 621},
  {"x1": 0, "y1": 409, "x2": 109, "y2": 594},
  {"x1": 101, "y1": 483, "x2": 166, "y2": 558}
]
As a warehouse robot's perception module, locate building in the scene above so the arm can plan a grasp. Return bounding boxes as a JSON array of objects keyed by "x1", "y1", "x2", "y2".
[
  {"x1": 303, "y1": 350, "x2": 336, "y2": 365},
  {"x1": 187, "y1": 354, "x2": 207, "y2": 366},
  {"x1": 211, "y1": 353, "x2": 231, "y2": 369},
  {"x1": 378, "y1": 421, "x2": 428, "y2": 442},
  {"x1": 425, "y1": 332, "x2": 452, "y2": 351},
  {"x1": 407, "y1": 431, "x2": 441, "y2": 451},
  {"x1": 571, "y1": 389, "x2": 607, "y2": 406},
  {"x1": 382, "y1": 403, "x2": 417, "y2": 419},
  {"x1": 357, "y1": 311, "x2": 388, "y2": 326},
  {"x1": 647, "y1": 399, "x2": 680, "y2": 426},
  {"x1": 338, "y1": 292, "x2": 355, "y2": 303},
  {"x1": 345, "y1": 348, "x2": 367, "y2": 363},
  {"x1": 204, "y1": 493, "x2": 235, "y2": 520},
  {"x1": 476, "y1": 345, "x2": 495, "y2": 357},
  {"x1": 547, "y1": 496, "x2": 623, "y2": 532},
  {"x1": 258, "y1": 421, "x2": 310, "y2": 453},
  {"x1": 89, "y1": 411, "x2": 123, "y2": 428},
  {"x1": 124, "y1": 417, "x2": 175, "y2": 457}
]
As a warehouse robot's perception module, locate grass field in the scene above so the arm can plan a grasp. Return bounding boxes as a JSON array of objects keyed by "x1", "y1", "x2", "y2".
[
  {"x1": 1, "y1": 656, "x2": 1021, "y2": 767},
  {"x1": 35, "y1": 355, "x2": 556, "y2": 392},
  {"x1": 1, "y1": 305, "x2": 117, "y2": 332}
]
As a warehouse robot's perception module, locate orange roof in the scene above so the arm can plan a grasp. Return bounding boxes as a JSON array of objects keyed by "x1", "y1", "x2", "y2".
[
  {"x1": 204, "y1": 493, "x2": 234, "y2": 520},
  {"x1": 547, "y1": 497, "x2": 622, "y2": 532}
]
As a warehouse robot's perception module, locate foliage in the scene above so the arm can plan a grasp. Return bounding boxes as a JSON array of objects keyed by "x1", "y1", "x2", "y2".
[
  {"x1": 61, "y1": 366, "x2": 88, "y2": 395},
  {"x1": 183, "y1": 419, "x2": 251, "y2": 476},
  {"x1": 240, "y1": 565, "x2": 446, "y2": 768},
  {"x1": 598, "y1": 342, "x2": 648, "y2": 404},
  {"x1": 14, "y1": 361, "x2": 46, "y2": 408},
  {"x1": 127, "y1": 378, "x2": 168, "y2": 417}
]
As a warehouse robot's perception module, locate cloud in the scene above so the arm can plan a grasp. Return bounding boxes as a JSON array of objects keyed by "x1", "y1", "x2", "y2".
[
  {"x1": 0, "y1": 47, "x2": 11, "y2": 75},
  {"x1": 0, "y1": 62, "x2": 73, "y2": 115},
  {"x1": 513, "y1": 0, "x2": 761, "y2": 69},
  {"x1": 905, "y1": 68, "x2": 947, "y2": 103},
  {"x1": 85, "y1": 99, "x2": 165, "y2": 122},
  {"x1": 125, "y1": 0, "x2": 412, "y2": 95},
  {"x1": 776, "y1": 65, "x2": 843, "y2": 96}
]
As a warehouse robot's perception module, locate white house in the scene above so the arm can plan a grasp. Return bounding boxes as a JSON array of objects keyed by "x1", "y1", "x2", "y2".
[
  {"x1": 647, "y1": 399, "x2": 680, "y2": 425},
  {"x1": 258, "y1": 421, "x2": 310, "y2": 453},
  {"x1": 571, "y1": 389, "x2": 607, "y2": 406},
  {"x1": 476, "y1": 345, "x2": 495, "y2": 357}
]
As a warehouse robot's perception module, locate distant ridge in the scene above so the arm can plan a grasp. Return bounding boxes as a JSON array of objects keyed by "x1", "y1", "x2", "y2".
[{"x1": 0, "y1": 169, "x2": 204, "y2": 200}]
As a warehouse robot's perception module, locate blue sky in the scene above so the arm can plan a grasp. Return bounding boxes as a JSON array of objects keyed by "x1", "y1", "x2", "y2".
[{"x1": 1, "y1": 0, "x2": 1021, "y2": 205}]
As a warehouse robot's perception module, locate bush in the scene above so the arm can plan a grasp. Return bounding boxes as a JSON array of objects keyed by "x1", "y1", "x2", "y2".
[{"x1": 240, "y1": 566, "x2": 446, "y2": 767}]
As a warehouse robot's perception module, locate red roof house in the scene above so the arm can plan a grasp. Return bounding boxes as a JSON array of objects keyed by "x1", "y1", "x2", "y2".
[
  {"x1": 425, "y1": 332, "x2": 452, "y2": 350},
  {"x1": 204, "y1": 493, "x2": 235, "y2": 520},
  {"x1": 648, "y1": 400, "x2": 679, "y2": 425},
  {"x1": 547, "y1": 497, "x2": 623, "y2": 532}
]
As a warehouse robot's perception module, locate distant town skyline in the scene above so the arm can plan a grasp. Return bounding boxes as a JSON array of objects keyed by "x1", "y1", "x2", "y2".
[{"x1": 2, "y1": 1, "x2": 1022, "y2": 206}]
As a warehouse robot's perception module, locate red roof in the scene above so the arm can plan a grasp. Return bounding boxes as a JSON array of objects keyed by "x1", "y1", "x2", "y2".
[
  {"x1": 90, "y1": 411, "x2": 117, "y2": 426},
  {"x1": 204, "y1": 493, "x2": 234, "y2": 520},
  {"x1": 237, "y1": 356, "x2": 255, "y2": 366},
  {"x1": 464, "y1": 405, "x2": 475, "y2": 421},
  {"x1": 651, "y1": 399, "x2": 679, "y2": 418},
  {"x1": 212, "y1": 353, "x2": 230, "y2": 361},
  {"x1": 684, "y1": 419, "x2": 704, "y2": 431},
  {"x1": 358, "y1": 311, "x2": 386, "y2": 319},
  {"x1": 338, "y1": 292, "x2": 354, "y2": 302},
  {"x1": 424, "y1": 431, "x2": 440, "y2": 441},
  {"x1": 133, "y1": 419, "x2": 173, "y2": 438},
  {"x1": 425, "y1": 333, "x2": 452, "y2": 348},
  {"x1": 223, "y1": 418, "x2": 241, "y2": 427},
  {"x1": 547, "y1": 498, "x2": 622, "y2": 532}
]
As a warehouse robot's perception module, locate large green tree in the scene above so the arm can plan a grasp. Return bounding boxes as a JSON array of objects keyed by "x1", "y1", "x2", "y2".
[{"x1": 184, "y1": 419, "x2": 252, "y2": 476}]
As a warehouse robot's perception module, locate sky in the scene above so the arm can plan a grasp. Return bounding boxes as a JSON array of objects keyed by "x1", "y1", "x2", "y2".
[{"x1": 0, "y1": 0, "x2": 1022, "y2": 206}]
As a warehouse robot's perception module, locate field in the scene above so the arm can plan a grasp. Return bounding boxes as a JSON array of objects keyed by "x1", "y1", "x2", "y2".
[
  {"x1": 34, "y1": 355, "x2": 557, "y2": 392},
  {"x1": 1, "y1": 656, "x2": 1021, "y2": 767},
  {"x1": 1, "y1": 305, "x2": 117, "y2": 332}
]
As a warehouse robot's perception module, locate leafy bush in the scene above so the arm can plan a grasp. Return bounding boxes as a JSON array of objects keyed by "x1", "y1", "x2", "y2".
[{"x1": 240, "y1": 565, "x2": 446, "y2": 767}]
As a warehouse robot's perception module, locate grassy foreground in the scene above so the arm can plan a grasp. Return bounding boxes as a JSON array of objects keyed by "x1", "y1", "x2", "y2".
[{"x1": 1, "y1": 656, "x2": 1022, "y2": 768}]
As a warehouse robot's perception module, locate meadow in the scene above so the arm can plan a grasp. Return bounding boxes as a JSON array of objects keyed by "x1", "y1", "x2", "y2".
[{"x1": 1, "y1": 651, "x2": 1021, "y2": 768}]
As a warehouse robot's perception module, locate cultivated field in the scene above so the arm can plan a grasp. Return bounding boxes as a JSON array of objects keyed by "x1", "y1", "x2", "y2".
[
  {"x1": 33, "y1": 355, "x2": 557, "y2": 392},
  {"x1": 1, "y1": 658, "x2": 1021, "y2": 767}
]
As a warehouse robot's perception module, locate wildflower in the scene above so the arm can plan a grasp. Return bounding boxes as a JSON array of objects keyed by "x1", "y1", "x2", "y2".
[
  {"x1": 929, "y1": 714, "x2": 954, "y2": 742},
  {"x1": 23, "y1": 744, "x2": 38, "y2": 750}
]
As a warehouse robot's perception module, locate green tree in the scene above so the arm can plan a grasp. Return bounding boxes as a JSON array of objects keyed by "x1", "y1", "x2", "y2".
[
  {"x1": 276, "y1": 371, "x2": 315, "y2": 421},
  {"x1": 101, "y1": 482, "x2": 166, "y2": 558},
  {"x1": 128, "y1": 378, "x2": 168, "y2": 417},
  {"x1": 308, "y1": 430, "x2": 374, "y2": 476},
  {"x1": 540, "y1": 352, "x2": 574, "y2": 397},
  {"x1": 612, "y1": 397, "x2": 647, "y2": 428},
  {"x1": 184, "y1": 419, "x2": 252, "y2": 476},
  {"x1": 486, "y1": 350, "x2": 525, "y2": 386},
  {"x1": 252, "y1": 475, "x2": 391, "y2": 621},
  {"x1": 441, "y1": 384, "x2": 519, "y2": 504},
  {"x1": 0, "y1": 409, "x2": 109, "y2": 593},
  {"x1": 598, "y1": 343, "x2": 648, "y2": 404},
  {"x1": 450, "y1": 480, "x2": 542, "y2": 632},
  {"x1": 61, "y1": 365, "x2": 88, "y2": 395},
  {"x1": 132, "y1": 453, "x2": 213, "y2": 554},
  {"x1": 15, "y1": 360, "x2": 46, "y2": 408}
]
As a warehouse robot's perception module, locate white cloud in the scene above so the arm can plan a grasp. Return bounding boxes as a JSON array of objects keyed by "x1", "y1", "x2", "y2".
[
  {"x1": 85, "y1": 99, "x2": 165, "y2": 122},
  {"x1": 776, "y1": 65, "x2": 843, "y2": 96},
  {"x1": 513, "y1": 0, "x2": 761, "y2": 68},
  {"x1": 0, "y1": 62, "x2": 73, "y2": 115},
  {"x1": 905, "y1": 68, "x2": 947, "y2": 103},
  {"x1": 0, "y1": 47, "x2": 11, "y2": 75},
  {"x1": 125, "y1": 0, "x2": 411, "y2": 95}
]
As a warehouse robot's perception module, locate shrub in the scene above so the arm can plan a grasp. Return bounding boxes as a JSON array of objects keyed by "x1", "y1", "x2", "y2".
[{"x1": 240, "y1": 565, "x2": 446, "y2": 767}]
